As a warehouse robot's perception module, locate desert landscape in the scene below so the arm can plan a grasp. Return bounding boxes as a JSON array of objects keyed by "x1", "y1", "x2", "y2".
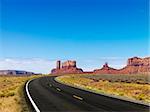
[
  {"x1": 56, "y1": 74, "x2": 150, "y2": 104},
  {"x1": 1, "y1": 0, "x2": 149, "y2": 111},
  {"x1": 0, "y1": 56, "x2": 149, "y2": 112},
  {"x1": 51, "y1": 56, "x2": 150, "y2": 104}
]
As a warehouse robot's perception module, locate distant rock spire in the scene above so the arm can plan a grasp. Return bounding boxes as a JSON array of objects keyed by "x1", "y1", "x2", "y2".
[{"x1": 56, "y1": 60, "x2": 61, "y2": 69}]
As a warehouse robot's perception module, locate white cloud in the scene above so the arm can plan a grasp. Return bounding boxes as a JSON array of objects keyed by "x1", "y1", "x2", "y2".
[
  {"x1": 0, "y1": 58, "x2": 127, "y2": 74},
  {"x1": 0, "y1": 58, "x2": 56, "y2": 74}
]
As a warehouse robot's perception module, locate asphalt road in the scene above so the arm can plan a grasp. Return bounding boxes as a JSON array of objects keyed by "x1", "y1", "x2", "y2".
[{"x1": 26, "y1": 76, "x2": 149, "y2": 112}]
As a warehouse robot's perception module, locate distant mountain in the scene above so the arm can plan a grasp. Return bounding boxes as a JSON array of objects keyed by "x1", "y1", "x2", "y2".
[{"x1": 0, "y1": 70, "x2": 35, "y2": 75}]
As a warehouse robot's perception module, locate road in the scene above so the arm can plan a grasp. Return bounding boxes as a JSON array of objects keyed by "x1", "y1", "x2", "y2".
[{"x1": 26, "y1": 76, "x2": 149, "y2": 112}]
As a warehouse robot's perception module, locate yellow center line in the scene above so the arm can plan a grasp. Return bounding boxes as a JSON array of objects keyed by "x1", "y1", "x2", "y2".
[
  {"x1": 56, "y1": 88, "x2": 61, "y2": 91},
  {"x1": 73, "y1": 95, "x2": 83, "y2": 100}
]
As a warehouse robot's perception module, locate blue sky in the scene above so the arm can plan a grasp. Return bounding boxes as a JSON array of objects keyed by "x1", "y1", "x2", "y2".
[{"x1": 0, "y1": 0, "x2": 149, "y2": 73}]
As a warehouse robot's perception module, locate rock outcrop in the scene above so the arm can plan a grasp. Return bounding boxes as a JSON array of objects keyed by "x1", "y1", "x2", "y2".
[
  {"x1": 51, "y1": 57, "x2": 150, "y2": 75},
  {"x1": 93, "y1": 57, "x2": 150, "y2": 74},
  {"x1": 62, "y1": 60, "x2": 76, "y2": 68},
  {"x1": 94, "y1": 62, "x2": 119, "y2": 74},
  {"x1": 127, "y1": 57, "x2": 150, "y2": 66},
  {"x1": 51, "y1": 60, "x2": 83, "y2": 74},
  {"x1": 118, "y1": 57, "x2": 150, "y2": 74}
]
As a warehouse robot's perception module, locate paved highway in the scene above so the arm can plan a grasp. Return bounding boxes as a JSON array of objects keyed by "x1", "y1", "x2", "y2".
[{"x1": 26, "y1": 76, "x2": 149, "y2": 112}]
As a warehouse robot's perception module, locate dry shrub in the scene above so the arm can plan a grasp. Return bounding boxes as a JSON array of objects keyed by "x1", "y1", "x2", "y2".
[
  {"x1": 57, "y1": 74, "x2": 150, "y2": 104},
  {"x1": 0, "y1": 75, "x2": 43, "y2": 112}
]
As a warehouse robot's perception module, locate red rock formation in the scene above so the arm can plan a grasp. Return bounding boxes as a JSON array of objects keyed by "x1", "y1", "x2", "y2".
[
  {"x1": 94, "y1": 62, "x2": 119, "y2": 74},
  {"x1": 119, "y1": 57, "x2": 150, "y2": 74},
  {"x1": 51, "y1": 57, "x2": 150, "y2": 75},
  {"x1": 56, "y1": 60, "x2": 61, "y2": 69},
  {"x1": 51, "y1": 60, "x2": 83, "y2": 75},
  {"x1": 127, "y1": 57, "x2": 150, "y2": 66},
  {"x1": 93, "y1": 57, "x2": 150, "y2": 74},
  {"x1": 62, "y1": 60, "x2": 76, "y2": 68}
]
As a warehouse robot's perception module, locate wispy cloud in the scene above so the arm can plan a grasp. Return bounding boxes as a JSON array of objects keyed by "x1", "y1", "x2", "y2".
[
  {"x1": 0, "y1": 58, "x2": 56, "y2": 74},
  {"x1": 0, "y1": 58, "x2": 127, "y2": 74}
]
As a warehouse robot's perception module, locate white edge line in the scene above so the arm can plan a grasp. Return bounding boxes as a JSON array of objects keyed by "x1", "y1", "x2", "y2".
[{"x1": 25, "y1": 80, "x2": 41, "y2": 112}]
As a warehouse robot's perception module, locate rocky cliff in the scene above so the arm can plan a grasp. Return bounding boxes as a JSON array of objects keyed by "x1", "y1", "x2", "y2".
[
  {"x1": 62, "y1": 60, "x2": 76, "y2": 68},
  {"x1": 127, "y1": 57, "x2": 150, "y2": 66},
  {"x1": 94, "y1": 62, "x2": 119, "y2": 74},
  {"x1": 51, "y1": 60, "x2": 83, "y2": 74},
  {"x1": 119, "y1": 57, "x2": 150, "y2": 74},
  {"x1": 94, "y1": 57, "x2": 150, "y2": 74},
  {"x1": 51, "y1": 57, "x2": 150, "y2": 75}
]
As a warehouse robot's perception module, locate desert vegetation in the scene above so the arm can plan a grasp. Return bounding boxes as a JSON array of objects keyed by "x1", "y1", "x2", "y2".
[
  {"x1": 0, "y1": 75, "x2": 43, "y2": 112},
  {"x1": 83, "y1": 74, "x2": 150, "y2": 84},
  {"x1": 56, "y1": 74, "x2": 150, "y2": 104}
]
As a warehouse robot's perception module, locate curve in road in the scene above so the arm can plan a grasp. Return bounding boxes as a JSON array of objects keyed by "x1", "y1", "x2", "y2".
[{"x1": 25, "y1": 76, "x2": 149, "y2": 112}]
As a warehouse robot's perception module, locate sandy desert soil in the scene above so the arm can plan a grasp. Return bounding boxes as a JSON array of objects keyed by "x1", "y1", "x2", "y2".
[
  {"x1": 0, "y1": 75, "x2": 43, "y2": 112},
  {"x1": 56, "y1": 74, "x2": 150, "y2": 104}
]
